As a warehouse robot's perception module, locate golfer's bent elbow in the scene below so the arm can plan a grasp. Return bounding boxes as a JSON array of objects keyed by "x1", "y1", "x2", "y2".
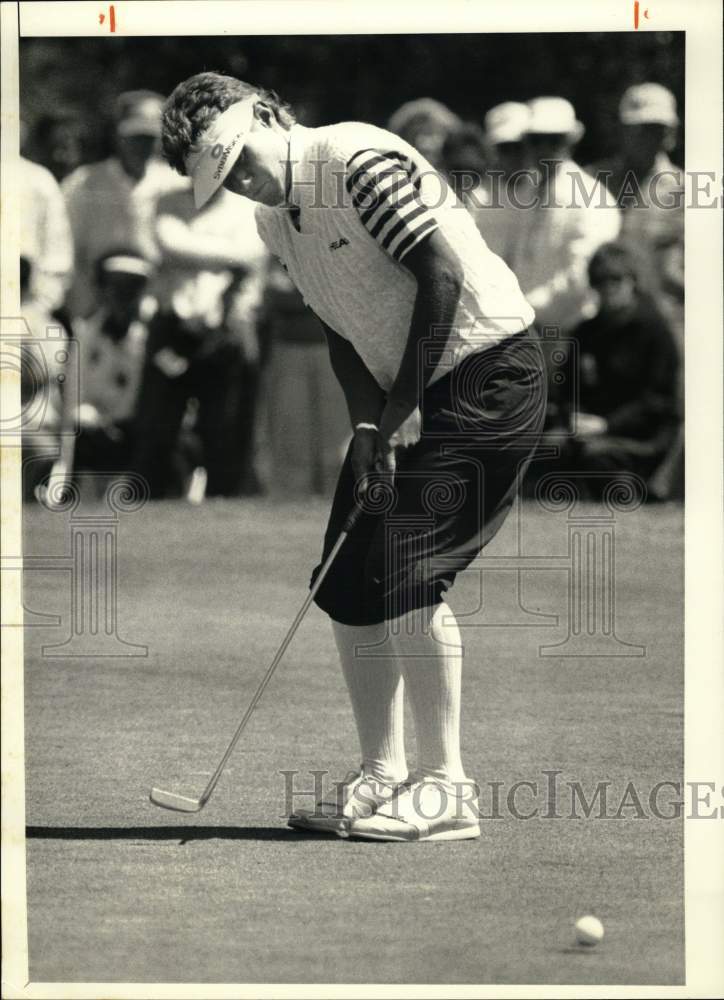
[{"x1": 436, "y1": 259, "x2": 464, "y2": 296}]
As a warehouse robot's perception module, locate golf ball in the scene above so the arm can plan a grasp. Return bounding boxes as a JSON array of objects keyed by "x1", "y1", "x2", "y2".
[{"x1": 575, "y1": 914, "x2": 604, "y2": 946}]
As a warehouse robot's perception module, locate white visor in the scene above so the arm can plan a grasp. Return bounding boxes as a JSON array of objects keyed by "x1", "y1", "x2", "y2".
[{"x1": 184, "y1": 97, "x2": 257, "y2": 209}]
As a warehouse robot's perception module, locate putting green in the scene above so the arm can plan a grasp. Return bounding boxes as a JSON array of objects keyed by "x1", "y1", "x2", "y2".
[{"x1": 22, "y1": 498, "x2": 684, "y2": 985}]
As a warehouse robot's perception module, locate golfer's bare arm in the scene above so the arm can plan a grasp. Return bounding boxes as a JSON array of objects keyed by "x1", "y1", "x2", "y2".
[
  {"x1": 379, "y1": 229, "x2": 463, "y2": 441},
  {"x1": 319, "y1": 321, "x2": 386, "y2": 430},
  {"x1": 319, "y1": 229, "x2": 462, "y2": 438}
]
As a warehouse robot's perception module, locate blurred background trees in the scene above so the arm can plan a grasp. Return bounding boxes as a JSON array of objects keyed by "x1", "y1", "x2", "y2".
[{"x1": 20, "y1": 32, "x2": 684, "y2": 168}]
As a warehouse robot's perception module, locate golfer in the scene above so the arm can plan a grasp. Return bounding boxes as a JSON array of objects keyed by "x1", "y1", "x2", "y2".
[{"x1": 162, "y1": 73, "x2": 545, "y2": 842}]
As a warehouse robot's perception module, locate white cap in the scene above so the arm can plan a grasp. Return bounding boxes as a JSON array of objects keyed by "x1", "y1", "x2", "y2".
[
  {"x1": 184, "y1": 97, "x2": 257, "y2": 209},
  {"x1": 619, "y1": 83, "x2": 679, "y2": 126},
  {"x1": 484, "y1": 102, "x2": 530, "y2": 145},
  {"x1": 526, "y1": 97, "x2": 584, "y2": 142}
]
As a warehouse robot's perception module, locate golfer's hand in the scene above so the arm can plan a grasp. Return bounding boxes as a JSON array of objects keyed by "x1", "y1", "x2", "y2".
[
  {"x1": 380, "y1": 403, "x2": 422, "y2": 452},
  {"x1": 351, "y1": 426, "x2": 385, "y2": 497}
]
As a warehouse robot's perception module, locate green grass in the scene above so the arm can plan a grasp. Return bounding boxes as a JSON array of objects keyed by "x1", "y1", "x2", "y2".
[{"x1": 22, "y1": 498, "x2": 684, "y2": 985}]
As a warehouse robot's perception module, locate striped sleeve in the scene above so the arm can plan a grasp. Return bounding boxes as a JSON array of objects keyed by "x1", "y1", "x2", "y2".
[{"x1": 345, "y1": 149, "x2": 439, "y2": 263}]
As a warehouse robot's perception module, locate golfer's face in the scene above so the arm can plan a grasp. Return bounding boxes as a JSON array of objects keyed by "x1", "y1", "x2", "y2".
[{"x1": 223, "y1": 117, "x2": 288, "y2": 206}]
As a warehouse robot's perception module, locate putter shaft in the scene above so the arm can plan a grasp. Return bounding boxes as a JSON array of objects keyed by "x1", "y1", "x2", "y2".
[{"x1": 150, "y1": 504, "x2": 363, "y2": 813}]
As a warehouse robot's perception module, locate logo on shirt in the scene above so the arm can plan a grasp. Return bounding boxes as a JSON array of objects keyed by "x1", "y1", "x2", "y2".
[{"x1": 329, "y1": 237, "x2": 350, "y2": 251}]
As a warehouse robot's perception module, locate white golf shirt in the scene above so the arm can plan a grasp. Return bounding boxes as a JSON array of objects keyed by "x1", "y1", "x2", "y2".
[
  {"x1": 506, "y1": 159, "x2": 621, "y2": 332},
  {"x1": 20, "y1": 157, "x2": 74, "y2": 312},
  {"x1": 254, "y1": 122, "x2": 535, "y2": 390}
]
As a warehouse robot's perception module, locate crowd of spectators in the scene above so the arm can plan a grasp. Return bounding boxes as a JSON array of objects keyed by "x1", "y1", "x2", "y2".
[{"x1": 20, "y1": 81, "x2": 684, "y2": 503}]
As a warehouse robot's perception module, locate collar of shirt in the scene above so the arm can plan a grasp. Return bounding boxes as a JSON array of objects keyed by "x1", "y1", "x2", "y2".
[
  {"x1": 599, "y1": 151, "x2": 681, "y2": 193},
  {"x1": 284, "y1": 124, "x2": 311, "y2": 208},
  {"x1": 542, "y1": 157, "x2": 581, "y2": 185},
  {"x1": 645, "y1": 151, "x2": 682, "y2": 187},
  {"x1": 107, "y1": 155, "x2": 148, "y2": 191},
  {"x1": 272, "y1": 124, "x2": 319, "y2": 232},
  {"x1": 535, "y1": 157, "x2": 603, "y2": 207},
  {"x1": 107, "y1": 155, "x2": 181, "y2": 195}
]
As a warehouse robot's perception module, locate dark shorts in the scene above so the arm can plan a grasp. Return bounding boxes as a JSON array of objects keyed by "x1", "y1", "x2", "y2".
[{"x1": 311, "y1": 328, "x2": 547, "y2": 626}]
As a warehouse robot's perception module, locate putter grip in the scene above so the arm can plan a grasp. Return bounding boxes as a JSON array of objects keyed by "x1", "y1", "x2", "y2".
[{"x1": 342, "y1": 504, "x2": 364, "y2": 533}]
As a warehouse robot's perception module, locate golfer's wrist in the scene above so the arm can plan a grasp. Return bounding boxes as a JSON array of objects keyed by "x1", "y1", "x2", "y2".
[
  {"x1": 354, "y1": 422, "x2": 379, "y2": 433},
  {"x1": 379, "y1": 399, "x2": 418, "y2": 439}
]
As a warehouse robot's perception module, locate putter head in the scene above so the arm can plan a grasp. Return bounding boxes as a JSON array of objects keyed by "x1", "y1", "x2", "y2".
[{"x1": 149, "y1": 787, "x2": 204, "y2": 813}]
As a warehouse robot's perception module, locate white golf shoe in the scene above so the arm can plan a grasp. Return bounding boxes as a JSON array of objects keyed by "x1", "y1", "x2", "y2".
[
  {"x1": 288, "y1": 769, "x2": 406, "y2": 838},
  {"x1": 348, "y1": 775, "x2": 481, "y2": 842}
]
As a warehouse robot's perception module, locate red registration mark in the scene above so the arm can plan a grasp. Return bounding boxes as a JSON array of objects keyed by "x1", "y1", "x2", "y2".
[
  {"x1": 99, "y1": 4, "x2": 117, "y2": 31},
  {"x1": 634, "y1": 1, "x2": 651, "y2": 29}
]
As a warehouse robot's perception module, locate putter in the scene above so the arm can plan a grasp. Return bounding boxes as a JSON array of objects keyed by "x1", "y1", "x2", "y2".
[{"x1": 150, "y1": 503, "x2": 364, "y2": 813}]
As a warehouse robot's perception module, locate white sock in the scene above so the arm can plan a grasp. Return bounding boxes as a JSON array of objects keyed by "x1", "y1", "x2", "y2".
[
  {"x1": 331, "y1": 620, "x2": 408, "y2": 783},
  {"x1": 390, "y1": 603, "x2": 467, "y2": 785}
]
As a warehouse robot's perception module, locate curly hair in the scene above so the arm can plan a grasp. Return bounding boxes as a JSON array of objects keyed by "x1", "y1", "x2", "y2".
[{"x1": 162, "y1": 72, "x2": 296, "y2": 175}]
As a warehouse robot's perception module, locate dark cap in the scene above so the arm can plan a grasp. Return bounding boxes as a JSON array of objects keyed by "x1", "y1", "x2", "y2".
[{"x1": 114, "y1": 90, "x2": 164, "y2": 137}]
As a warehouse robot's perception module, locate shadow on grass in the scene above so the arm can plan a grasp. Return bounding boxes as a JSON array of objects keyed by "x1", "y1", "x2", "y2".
[{"x1": 26, "y1": 825, "x2": 332, "y2": 842}]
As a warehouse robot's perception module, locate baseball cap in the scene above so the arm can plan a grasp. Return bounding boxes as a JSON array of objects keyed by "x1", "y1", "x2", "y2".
[
  {"x1": 99, "y1": 254, "x2": 153, "y2": 279},
  {"x1": 484, "y1": 102, "x2": 530, "y2": 145},
  {"x1": 387, "y1": 97, "x2": 462, "y2": 136},
  {"x1": 619, "y1": 83, "x2": 679, "y2": 126},
  {"x1": 526, "y1": 97, "x2": 585, "y2": 141},
  {"x1": 115, "y1": 91, "x2": 164, "y2": 137},
  {"x1": 184, "y1": 97, "x2": 257, "y2": 209}
]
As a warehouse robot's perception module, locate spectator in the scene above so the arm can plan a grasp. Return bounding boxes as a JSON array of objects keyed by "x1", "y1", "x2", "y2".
[
  {"x1": 587, "y1": 83, "x2": 684, "y2": 347},
  {"x1": 386, "y1": 97, "x2": 463, "y2": 172},
  {"x1": 26, "y1": 112, "x2": 89, "y2": 182},
  {"x1": 588, "y1": 84, "x2": 684, "y2": 499},
  {"x1": 473, "y1": 101, "x2": 533, "y2": 260},
  {"x1": 62, "y1": 90, "x2": 185, "y2": 318},
  {"x1": 20, "y1": 154, "x2": 74, "y2": 313},
  {"x1": 538, "y1": 242, "x2": 681, "y2": 498},
  {"x1": 500, "y1": 97, "x2": 622, "y2": 475},
  {"x1": 440, "y1": 121, "x2": 487, "y2": 208},
  {"x1": 19, "y1": 257, "x2": 76, "y2": 501},
  {"x1": 71, "y1": 250, "x2": 153, "y2": 478},
  {"x1": 507, "y1": 97, "x2": 622, "y2": 334},
  {"x1": 483, "y1": 102, "x2": 530, "y2": 177},
  {"x1": 132, "y1": 182, "x2": 267, "y2": 498}
]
